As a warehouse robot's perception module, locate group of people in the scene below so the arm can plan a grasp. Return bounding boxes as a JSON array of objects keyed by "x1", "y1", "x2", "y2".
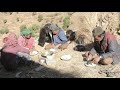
[
  {"x1": 0, "y1": 23, "x2": 69, "y2": 71},
  {"x1": 38, "y1": 23, "x2": 69, "y2": 50},
  {"x1": 0, "y1": 23, "x2": 120, "y2": 71},
  {"x1": 0, "y1": 29, "x2": 36, "y2": 71},
  {"x1": 37, "y1": 23, "x2": 120, "y2": 65}
]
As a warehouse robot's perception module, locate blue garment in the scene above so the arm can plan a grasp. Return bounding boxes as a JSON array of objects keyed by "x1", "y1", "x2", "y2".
[{"x1": 53, "y1": 30, "x2": 68, "y2": 45}]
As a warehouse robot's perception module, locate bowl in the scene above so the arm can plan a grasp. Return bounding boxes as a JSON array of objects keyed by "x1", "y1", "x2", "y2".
[
  {"x1": 0, "y1": 47, "x2": 2, "y2": 50},
  {"x1": 39, "y1": 58, "x2": 46, "y2": 64},
  {"x1": 41, "y1": 51, "x2": 53, "y2": 57},
  {"x1": 49, "y1": 48, "x2": 56, "y2": 53},
  {"x1": 30, "y1": 51, "x2": 39, "y2": 56},
  {"x1": 84, "y1": 61, "x2": 96, "y2": 67},
  {"x1": 60, "y1": 54, "x2": 72, "y2": 61}
]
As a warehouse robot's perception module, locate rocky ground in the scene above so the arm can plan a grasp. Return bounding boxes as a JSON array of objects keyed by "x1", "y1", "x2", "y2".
[
  {"x1": 0, "y1": 42, "x2": 120, "y2": 78},
  {"x1": 0, "y1": 12, "x2": 120, "y2": 78}
]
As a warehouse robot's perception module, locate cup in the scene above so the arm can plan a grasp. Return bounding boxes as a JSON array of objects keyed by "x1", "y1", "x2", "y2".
[{"x1": 40, "y1": 58, "x2": 46, "y2": 64}]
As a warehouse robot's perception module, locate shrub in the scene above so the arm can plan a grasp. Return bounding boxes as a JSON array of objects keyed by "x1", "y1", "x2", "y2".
[
  {"x1": 9, "y1": 12, "x2": 13, "y2": 15},
  {"x1": 0, "y1": 28, "x2": 9, "y2": 34},
  {"x1": 20, "y1": 25, "x2": 27, "y2": 32},
  {"x1": 16, "y1": 17, "x2": 19, "y2": 22},
  {"x1": 29, "y1": 24, "x2": 40, "y2": 33},
  {"x1": 20, "y1": 24, "x2": 40, "y2": 37},
  {"x1": 3, "y1": 19, "x2": 7, "y2": 24},
  {"x1": 63, "y1": 17, "x2": 70, "y2": 30},
  {"x1": 68, "y1": 12, "x2": 74, "y2": 16},
  {"x1": 28, "y1": 24, "x2": 40, "y2": 37},
  {"x1": 38, "y1": 15, "x2": 43, "y2": 22},
  {"x1": 32, "y1": 12, "x2": 37, "y2": 16}
]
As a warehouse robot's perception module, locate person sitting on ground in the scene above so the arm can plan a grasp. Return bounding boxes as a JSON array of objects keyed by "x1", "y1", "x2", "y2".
[
  {"x1": 45, "y1": 24, "x2": 69, "y2": 50},
  {"x1": 18, "y1": 29, "x2": 35, "y2": 51},
  {"x1": 84, "y1": 26, "x2": 120, "y2": 65},
  {"x1": 0, "y1": 32, "x2": 34, "y2": 71},
  {"x1": 38, "y1": 23, "x2": 53, "y2": 47}
]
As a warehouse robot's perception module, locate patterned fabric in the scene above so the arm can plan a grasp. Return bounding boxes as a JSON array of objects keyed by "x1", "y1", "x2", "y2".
[
  {"x1": 18, "y1": 36, "x2": 35, "y2": 50},
  {"x1": 3, "y1": 32, "x2": 18, "y2": 47}
]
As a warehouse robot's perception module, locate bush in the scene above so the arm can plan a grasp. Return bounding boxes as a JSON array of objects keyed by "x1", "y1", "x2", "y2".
[
  {"x1": 20, "y1": 25, "x2": 27, "y2": 32},
  {"x1": 63, "y1": 17, "x2": 70, "y2": 30},
  {"x1": 3, "y1": 19, "x2": 7, "y2": 24},
  {"x1": 9, "y1": 12, "x2": 13, "y2": 15},
  {"x1": 38, "y1": 15, "x2": 43, "y2": 22},
  {"x1": 28, "y1": 24, "x2": 40, "y2": 37},
  {"x1": 67, "y1": 12, "x2": 74, "y2": 16},
  {"x1": 0, "y1": 28, "x2": 9, "y2": 34},
  {"x1": 32, "y1": 12, "x2": 37, "y2": 16},
  {"x1": 16, "y1": 17, "x2": 19, "y2": 22},
  {"x1": 29, "y1": 24, "x2": 40, "y2": 33},
  {"x1": 20, "y1": 24, "x2": 40, "y2": 37}
]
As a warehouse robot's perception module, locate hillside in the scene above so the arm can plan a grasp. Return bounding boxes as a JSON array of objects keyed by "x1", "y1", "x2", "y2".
[{"x1": 0, "y1": 12, "x2": 120, "y2": 78}]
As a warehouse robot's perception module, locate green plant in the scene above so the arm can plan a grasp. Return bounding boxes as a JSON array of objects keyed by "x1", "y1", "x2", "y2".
[
  {"x1": 63, "y1": 17, "x2": 70, "y2": 30},
  {"x1": 68, "y1": 12, "x2": 74, "y2": 16},
  {"x1": 32, "y1": 12, "x2": 37, "y2": 16},
  {"x1": 54, "y1": 13, "x2": 59, "y2": 16},
  {"x1": 0, "y1": 28, "x2": 9, "y2": 34},
  {"x1": 29, "y1": 24, "x2": 40, "y2": 33},
  {"x1": 9, "y1": 12, "x2": 13, "y2": 15},
  {"x1": 38, "y1": 15, "x2": 43, "y2": 22},
  {"x1": 20, "y1": 25, "x2": 27, "y2": 32},
  {"x1": 28, "y1": 24, "x2": 40, "y2": 37},
  {"x1": 3, "y1": 19, "x2": 7, "y2": 24},
  {"x1": 30, "y1": 31, "x2": 36, "y2": 37},
  {"x1": 16, "y1": 17, "x2": 19, "y2": 22}
]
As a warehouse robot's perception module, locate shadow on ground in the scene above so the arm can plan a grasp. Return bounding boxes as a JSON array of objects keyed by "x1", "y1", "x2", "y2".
[
  {"x1": 0, "y1": 48, "x2": 80, "y2": 78},
  {"x1": 0, "y1": 62, "x2": 77, "y2": 78}
]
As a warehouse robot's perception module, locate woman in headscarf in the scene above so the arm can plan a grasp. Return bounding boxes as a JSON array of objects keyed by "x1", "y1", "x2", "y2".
[
  {"x1": 18, "y1": 29, "x2": 35, "y2": 51},
  {"x1": 0, "y1": 32, "x2": 32, "y2": 71}
]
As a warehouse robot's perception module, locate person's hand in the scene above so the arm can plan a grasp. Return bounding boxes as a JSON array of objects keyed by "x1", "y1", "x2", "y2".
[
  {"x1": 92, "y1": 53, "x2": 99, "y2": 58},
  {"x1": 45, "y1": 43, "x2": 54, "y2": 50},
  {"x1": 59, "y1": 43, "x2": 69, "y2": 51},
  {"x1": 84, "y1": 51, "x2": 90, "y2": 57},
  {"x1": 83, "y1": 52, "x2": 93, "y2": 61},
  {"x1": 93, "y1": 56, "x2": 100, "y2": 64},
  {"x1": 86, "y1": 54, "x2": 93, "y2": 61}
]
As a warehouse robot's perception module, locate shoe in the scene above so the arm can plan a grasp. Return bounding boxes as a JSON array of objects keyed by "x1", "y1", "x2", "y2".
[{"x1": 84, "y1": 61, "x2": 96, "y2": 67}]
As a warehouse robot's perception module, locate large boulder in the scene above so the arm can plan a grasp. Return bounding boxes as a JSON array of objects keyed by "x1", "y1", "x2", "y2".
[{"x1": 69, "y1": 12, "x2": 120, "y2": 43}]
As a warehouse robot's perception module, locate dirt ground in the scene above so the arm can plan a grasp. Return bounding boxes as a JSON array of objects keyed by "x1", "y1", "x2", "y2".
[
  {"x1": 0, "y1": 12, "x2": 120, "y2": 78},
  {"x1": 1, "y1": 41, "x2": 120, "y2": 78}
]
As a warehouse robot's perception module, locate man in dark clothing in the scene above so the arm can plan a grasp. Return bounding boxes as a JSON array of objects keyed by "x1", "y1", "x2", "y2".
[
  {"x1": 38, "y1": 23, "x2": 52, "y2": 47},
  {"x1": 84, "y1": 27, "x2": 120, "y2": 65}
]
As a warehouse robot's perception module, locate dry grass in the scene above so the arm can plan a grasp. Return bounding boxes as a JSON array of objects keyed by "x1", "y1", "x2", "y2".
[{"x1": 0, "y1": 12, "x2": 120, "y2": 78}]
